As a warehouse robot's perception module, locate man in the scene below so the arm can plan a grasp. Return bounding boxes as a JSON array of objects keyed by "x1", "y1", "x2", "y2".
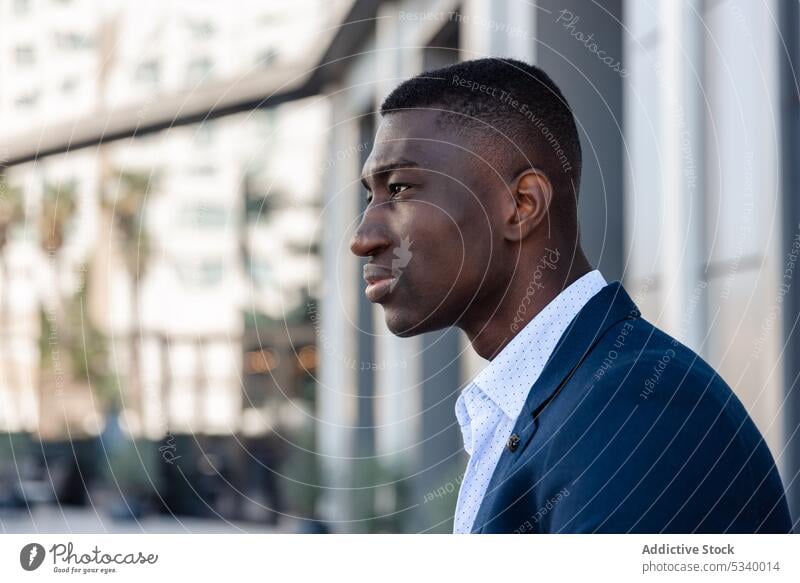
[{"x1": 350, "y1": 58, "x2": 792, "y2": 533}]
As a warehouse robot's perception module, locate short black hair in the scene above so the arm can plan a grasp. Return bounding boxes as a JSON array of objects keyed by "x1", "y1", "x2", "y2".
[{"x1": 380, "y1": 57, "x2": 582, "y2": 194}]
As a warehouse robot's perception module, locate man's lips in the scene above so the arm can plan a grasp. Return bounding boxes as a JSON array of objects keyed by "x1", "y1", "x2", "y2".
[{"x1": 363, "y1": 264, "x2": 396, "y2": 303}]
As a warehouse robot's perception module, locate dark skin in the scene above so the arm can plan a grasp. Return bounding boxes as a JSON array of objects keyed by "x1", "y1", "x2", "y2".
[{"x1": 350, "y1": 110, "x2": 593, "y2": 360}]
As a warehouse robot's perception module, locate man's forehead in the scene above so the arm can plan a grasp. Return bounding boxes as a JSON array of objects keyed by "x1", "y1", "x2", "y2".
[
  {"x1": 361, "y1": 142, "x2": 444, "y2": 180},
  {"x1": 362, "y1": 112, "x2": 459, "y2": 176},
  {"x1": 362, "y1": 140, "x2": 426, "y2": 172}
]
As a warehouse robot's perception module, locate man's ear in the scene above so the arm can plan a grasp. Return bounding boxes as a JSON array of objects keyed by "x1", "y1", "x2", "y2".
[{"x1": 501, "y1": 168, "x2": 553, "y2": 242}]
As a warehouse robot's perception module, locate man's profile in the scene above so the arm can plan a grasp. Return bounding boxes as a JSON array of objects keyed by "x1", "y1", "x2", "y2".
[{"x1": 350, "y1": 57, "x2": 792, "y2": 533}]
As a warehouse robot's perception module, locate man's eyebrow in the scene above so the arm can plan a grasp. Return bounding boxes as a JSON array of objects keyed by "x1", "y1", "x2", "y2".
[{"x1": 360, "y1": 159, "x2": 420, "y2": 188}]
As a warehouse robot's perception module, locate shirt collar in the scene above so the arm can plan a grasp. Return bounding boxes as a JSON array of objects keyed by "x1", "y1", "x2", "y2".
[{"x1": 465, "y1": 270, "x2": 608, "y2": 421}]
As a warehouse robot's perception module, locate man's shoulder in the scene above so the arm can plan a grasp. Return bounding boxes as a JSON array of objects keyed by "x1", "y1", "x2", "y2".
[
  {"x1": 487, "y1": 312, "x2": 791, "y2": 533},
  {"x1": 542, "y1": 314, "x2": 757, "y2": 449},
  {"x1": 581, "y1": 315, "x2": 724, "y2": 404}
]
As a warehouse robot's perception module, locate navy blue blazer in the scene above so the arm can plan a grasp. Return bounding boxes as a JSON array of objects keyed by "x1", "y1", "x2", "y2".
[{"x1": 471, "y1": 282, "x2": 793, "y2": 533}]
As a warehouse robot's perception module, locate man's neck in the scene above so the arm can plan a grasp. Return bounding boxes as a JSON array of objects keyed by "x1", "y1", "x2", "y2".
[{"x1": 461, "y1": 252, "x2": 593, "y2": 360}]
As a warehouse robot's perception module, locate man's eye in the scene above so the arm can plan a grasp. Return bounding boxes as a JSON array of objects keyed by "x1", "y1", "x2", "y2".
[{"x1": 388, "y1": 183, "x2": 410, "y2": 197}]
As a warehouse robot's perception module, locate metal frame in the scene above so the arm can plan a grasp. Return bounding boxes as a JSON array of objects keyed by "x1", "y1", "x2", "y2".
[{"x1": 780, "y1": 0, "x2": 800, "y2": 530}]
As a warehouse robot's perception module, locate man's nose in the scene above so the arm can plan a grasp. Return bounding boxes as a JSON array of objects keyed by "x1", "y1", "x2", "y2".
[{"x1": 349, "y1": 215, "x2": 392, "y2": 257}]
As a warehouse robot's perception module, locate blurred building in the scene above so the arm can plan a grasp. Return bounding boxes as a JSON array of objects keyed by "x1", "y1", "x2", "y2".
[
  {"x1": 0, "y1": 0, "x2": 328, "y2": 525},
  {"x1": 623, "y1": 0, "x2": 800, "y2": 522},
  {"x1": 0, "y1": 0, "x2": 798, "y2": 532},
  {"x1": 0, "y1": 0, "x2": 108, "y2": 438}
]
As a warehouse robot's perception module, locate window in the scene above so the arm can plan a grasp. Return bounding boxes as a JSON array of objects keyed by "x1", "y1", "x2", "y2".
[
  {"x1": 15, "y1": 91, "x2": 39, "y2": 109},
  {"x1": 186, "y1": 19, "x2": 215, "y2": 39},
  {"x1": 247, "y1": 259, "x2": 274, "y2": 286},
  {"x1": 187, "y1": 58, "x2": 213, "y2": 83},
  {"x1": 186, "y1": 163, "x2": 216, "y2": 176},
  {"x1": 256, "y1": 48, "x2": 278, "y2": 68},
  {"x1": 14, "y1": 45, "x2": 35, "y2": 66},
  {"x1": 195, "y1": 121, "x2": 215, "y2": 146},
  {"x1": 175, "y1": 259, "x2": 225, "y2": 286},
  {"x1": 54, "y1": 32, "x2": 91, "y2": 50},
  {"x1": 14, "y1": 0, "x2": 31, "y2": 16},
  {"x1": 180, "y1": 203, "x2": 228, "y2": 229},
  {"x1": 60, "y1": 77, "x2": 78, "y2": 94},
  {"x1": 135, "y1": 60, "x2": 160, "y2": 85}
]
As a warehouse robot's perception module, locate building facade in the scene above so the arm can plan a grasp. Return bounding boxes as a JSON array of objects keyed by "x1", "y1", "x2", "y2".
[{"x1": 315, "y1": 0, "x2": 800, "y2": 531}]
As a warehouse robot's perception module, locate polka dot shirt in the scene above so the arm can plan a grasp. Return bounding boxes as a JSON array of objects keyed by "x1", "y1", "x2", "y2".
[{"x1": 453, "y1": 270, "x2": 608, "y2": 533}]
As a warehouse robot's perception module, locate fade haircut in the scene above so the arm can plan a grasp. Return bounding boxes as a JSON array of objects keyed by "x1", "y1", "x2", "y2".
[{"x1": 380, "y1": 57, "x2": 582, "y2": 196}]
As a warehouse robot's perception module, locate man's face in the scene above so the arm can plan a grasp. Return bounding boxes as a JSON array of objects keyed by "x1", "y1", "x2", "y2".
[{"x1": 350, "y1": 110, "x2": 511, "y2": 337}]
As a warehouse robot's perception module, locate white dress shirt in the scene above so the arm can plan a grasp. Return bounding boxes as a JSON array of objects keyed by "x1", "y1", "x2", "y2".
[{"x1": 453, "y1": 270, "x2": 608, "y2": 533}]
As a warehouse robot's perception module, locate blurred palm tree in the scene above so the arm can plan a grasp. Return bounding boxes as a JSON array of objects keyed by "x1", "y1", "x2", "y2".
[
  {"x1": 102, "y1": 169, "x2": 154, "y2": 416},
  {"x1": 40, "y1": 178, "x2": 79, "y2": 353},
  {"x1": 107, "y1": 171, "x2": 152, "y2": 284},
  {"x1": 40, "y1": 180, "x2": 78, "y2": 257},
  {"x1": 99, "y1": 169, "x2": 161, "y2": 515},
  {"x1": 0, "y1": 177, "x2": 25, "y2": 251},
  {"x1": 38, "y1": 180, "x2": 79, "y2": 354},
  {"x1": 36, "y1": 179, "x2": 83, "y2": 440},
  {"x1": 0, "y1": 176, "x2": 26, "y2": 427},
  {"x1": 0, "y1": 177, "x2": 26, "y2": 283}
]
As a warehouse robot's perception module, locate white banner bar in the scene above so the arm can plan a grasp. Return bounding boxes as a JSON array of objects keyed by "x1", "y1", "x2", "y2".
[{"x1": 1, "y1": 534, "x2": 798, "y2": 582}]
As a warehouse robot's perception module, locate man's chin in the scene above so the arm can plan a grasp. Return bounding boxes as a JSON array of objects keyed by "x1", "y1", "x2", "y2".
[
  {"x1": 382, "y1": 306, "x2": 447, "y2": 337},
  {"x1": 382, "y1": 307, "x2": 425, "y2": 337}
]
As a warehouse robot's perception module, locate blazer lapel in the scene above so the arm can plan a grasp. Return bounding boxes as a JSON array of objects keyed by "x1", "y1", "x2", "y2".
[{"x1": 470, "y1": 281, "x2": 640, "y2": 533}]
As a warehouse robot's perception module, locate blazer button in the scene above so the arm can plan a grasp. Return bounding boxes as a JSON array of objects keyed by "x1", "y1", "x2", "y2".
[{"x1": 507, "y1": 433, "x2": 520, "y2": 452}]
